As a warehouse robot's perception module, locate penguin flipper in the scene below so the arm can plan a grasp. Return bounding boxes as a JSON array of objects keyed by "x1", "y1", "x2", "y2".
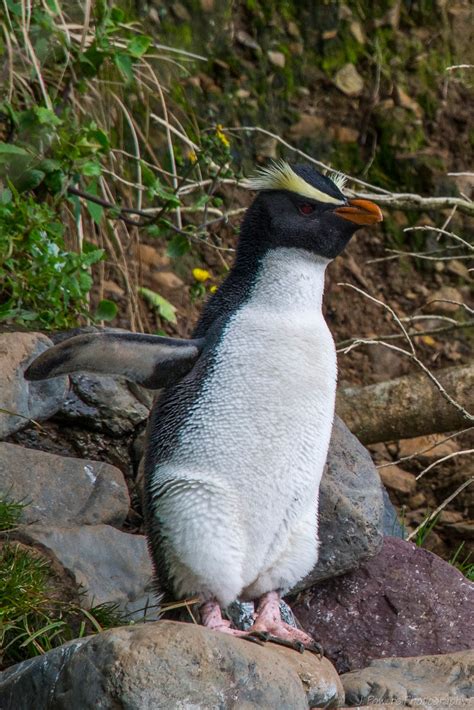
[{"x1": 24, "y1": 332, "x2": 204, "y2": 389}]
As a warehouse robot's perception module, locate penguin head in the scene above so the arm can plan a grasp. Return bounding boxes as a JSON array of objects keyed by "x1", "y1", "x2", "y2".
[{"x1": 242, "y1": 161, "x2": 383, "y2": 260}]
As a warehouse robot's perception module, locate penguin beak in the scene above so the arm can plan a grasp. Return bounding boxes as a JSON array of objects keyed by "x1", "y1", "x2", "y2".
[{"x1": 333, "y1": 199, "x2": 383, "y2": 225}]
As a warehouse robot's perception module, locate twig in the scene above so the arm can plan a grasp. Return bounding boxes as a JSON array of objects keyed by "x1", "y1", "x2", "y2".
[
  {"x1": 407, "y1": 476, "x2": 473, "y2": 542},
  {"x1": 416, "y1": 450, "x2": 474, "y2": 480},
  {"x1": 376, "y1": 428, "x2": 473, "y2": 469},
  {"x1": 403, "y1": 225, "x2": 473, "y2": 252}
]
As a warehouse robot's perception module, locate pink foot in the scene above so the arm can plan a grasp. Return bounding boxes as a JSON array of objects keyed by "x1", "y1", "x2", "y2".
[
  {"x1": 251, "y1": 592, "x2": 323, "y2": 655},
  {"x1": 200, "y1": 600, "x2": 249, "y2": 638}
]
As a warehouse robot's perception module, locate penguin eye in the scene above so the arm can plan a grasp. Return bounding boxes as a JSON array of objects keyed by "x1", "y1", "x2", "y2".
[{"x1": 299, "y1": 203, "x2": 315, "y2": 215}]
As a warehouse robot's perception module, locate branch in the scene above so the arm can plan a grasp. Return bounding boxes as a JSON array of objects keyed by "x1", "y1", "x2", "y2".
[
  {"x1": 354, "y1": 192, "x2": 474, "y2": 216},
  {"x1": 336, "y1": 364, "x2": 474, "y2": 444}
]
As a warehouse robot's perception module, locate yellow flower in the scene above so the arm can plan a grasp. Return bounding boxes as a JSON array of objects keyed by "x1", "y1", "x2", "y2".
[
  {"x1": 210, "y1": 285, "x2": 218, "y2": 293},
  {"x1": 215, "y1": 124, "x2": 230, "y2": 149},
  {"x1": 193, "y1": 268, "x2": 211, "y2": 283},
  {"x1": 188, "y1": 149, "x2": 198, "y2": 164}
]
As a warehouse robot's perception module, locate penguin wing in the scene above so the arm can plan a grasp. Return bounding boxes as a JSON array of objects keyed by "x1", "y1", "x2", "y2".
[{"x1": 24, "y1": 331, "x2": 204, "y2": 389}]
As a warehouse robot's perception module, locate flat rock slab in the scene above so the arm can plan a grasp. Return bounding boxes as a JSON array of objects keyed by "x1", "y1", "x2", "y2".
[
  {"x1": 14, "y1": 525, "x2": 157, "y2": 620},
  {"x1": 292, "y1": 537, "x2": 474, "y2": 674},
  {"x1": 0, "y1": 621, "x2": 344, "y2": 709},
  {"x1": 298, "y1": 415, "x2": 384, "y2": 590},
  {"x1": 0, "y1": 332, "x2": 68, "y2": 438},
  {"x1": 341, "y1": 650, "x2": 474, "y2": 706},
  {"x1": 0, "y1": 443, "x2": 129, "y2": 527}
]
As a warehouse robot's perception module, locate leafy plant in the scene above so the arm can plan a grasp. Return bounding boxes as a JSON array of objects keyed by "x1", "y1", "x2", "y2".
[{"x1": 0, "y1": 187, "x2": 103, "y2": 328}]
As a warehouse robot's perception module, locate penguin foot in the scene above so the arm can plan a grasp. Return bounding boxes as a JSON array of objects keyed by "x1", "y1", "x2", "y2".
[
  {"x1": 200, "y1": 599, "x2": 249, "y2": 638},
  {"x1": 250, "y1": 591, "x2": 323, "y2": 657}
]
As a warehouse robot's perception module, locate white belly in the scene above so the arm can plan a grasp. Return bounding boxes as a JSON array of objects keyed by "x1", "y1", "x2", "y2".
[{"x1": 152, "y1": 249, "x2": 337, "y2": 599}]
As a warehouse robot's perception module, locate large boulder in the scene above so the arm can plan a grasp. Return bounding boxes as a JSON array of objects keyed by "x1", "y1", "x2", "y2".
[
  {"x1": 292, "y1": 537, "x2": 474, "y2": 673},
  {"x1": 14, "y1": 525, "x2": 156, "y2": 620},
  {"x1": 0, "y1": 332, "x2": 68, "y2": 438},
  {"x1": 0, "y1": 621, "x2": 344, "y2": 710},
  {"x1": 341, "y1": 650, "x2": 474, "y2": 707},
  {"x1": 0, "y1": 443, "x2": 129, "y2": 527},
  {"x1": 298, "y1": 415, "x2": 384, "y2": 590}
]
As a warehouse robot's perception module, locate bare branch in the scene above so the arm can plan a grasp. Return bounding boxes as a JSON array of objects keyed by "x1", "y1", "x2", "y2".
[{"x1": 407, "y1": 476, "x2": 474, "y2": 542}]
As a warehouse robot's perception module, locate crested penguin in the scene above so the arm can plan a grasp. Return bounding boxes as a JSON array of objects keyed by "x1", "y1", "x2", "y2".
[{"x1": 25, "y1": 161, "x2": 383, "y2": 650}]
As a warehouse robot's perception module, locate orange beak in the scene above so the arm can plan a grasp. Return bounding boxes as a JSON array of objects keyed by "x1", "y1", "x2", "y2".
[{"x1": 334, "y1": 199, "x2": 383, "y2": 226}]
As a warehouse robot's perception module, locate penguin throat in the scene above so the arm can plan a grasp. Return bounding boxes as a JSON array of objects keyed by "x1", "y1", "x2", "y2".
[{"x1": 249, "y1": 247, "x2": 328, "y2": 312}]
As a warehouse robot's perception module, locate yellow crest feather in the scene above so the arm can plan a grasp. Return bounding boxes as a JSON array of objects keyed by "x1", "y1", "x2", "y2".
[{"x1": 242, "y1": 160, "x2": 345, "y2": 205}]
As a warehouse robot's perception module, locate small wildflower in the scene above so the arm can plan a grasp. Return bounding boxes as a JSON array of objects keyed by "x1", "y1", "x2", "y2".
[
  {"x1": 187, "y1": 149, "x2": 198, "y2": 164},
  {"x1": 421, "y1": 335, "x2": 436, "y2": 346},
  {"x1": 192, "y1": 268, "x2": 211, "y2": 283},
  {"x1": 210, "y1": 285, "x2": 218, "y2": 293},
  {"x1": 215, "y1": 124, "x2": 230, "y2": 149}
]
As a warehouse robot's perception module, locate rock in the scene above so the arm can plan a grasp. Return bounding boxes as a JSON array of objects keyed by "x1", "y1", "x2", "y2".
[
  {"x1": 289, "y1": 114, "x2": 325, "y2": 140},
  {"x1": 0, "y1": 443, "x2": 129, "y2": 527},
  {"x1": 14, "y1": 525, "x2": 156, "y2": 619},
  {"x1": 0, "y1": 621, "x2": 344, "y2": 709},
  {"x1": 381, "y1": 486, "x2": 405, "y2": 538},
  {"x1": 292, "y1": 537, "x2": 474, "y2": 673},
  {"x1": 236, "y1": 30, "x2": 261, "y2": 53},
  {"x1": 333, "y1": 125, "x2": 359, "y2": 143},
  {"x1": 397, "y1": 433, "x2": 460, "y2": 460},
  {"x1": 150, "y1": 270, "x2": 185, "y2": 291},
  {"x1": 396, "y1": 86, "x2": 423, "y2": 119},
  {"x1": 426, "y1": 286, "x2": 464, "y2": 314},
  {"x1": 447, "y1": 259, "x2": 470, "y2": 280},
  {"x1": 57, "y1": 373, "x2": 150, "y2": 436},
  {"x1": 378, "y1": 464, "x2": 416, "y2": 495},
  {"x1": 334, "y1": 63, "x2": 364, "y2": 97},
  {"x1": 267, "y1": 50, "x2": 286, "y2": 68},
  {"x1": 341, "y1": 650, "x2": 474, "y2": 707},
  {"x1": 349, "y1": 20, "x2": 365, "y2": 44},
  {"x1": 295, "y1": 416, "x2": 384, "y2": 590},
  {"x1": 0, "y1": 332, "x2": 68, "y2": 438}
]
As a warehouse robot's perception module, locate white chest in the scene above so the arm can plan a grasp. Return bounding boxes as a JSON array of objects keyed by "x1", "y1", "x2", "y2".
[{"x1": 167, "y1": 249, "x2": 337, "y2": 494}]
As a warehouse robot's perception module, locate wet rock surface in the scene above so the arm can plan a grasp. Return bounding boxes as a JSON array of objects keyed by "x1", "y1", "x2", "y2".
[
  {"x1": 341, "y1": 650, "x2": 474, "y2": 707},
  {"x1": 0, "y1": 332, "x2": 68, "y2": 438},
  {"x1": 14, "y1": 525, "x2": 156, "y2": 619},
  {"x1": 0, "y1": 621, "x2": 344, "y2": 710},
  {"x1": 292, "y1": 537, "x2": 474, "y2": 674},
  {"x1": 0, "y1": 443, "x2": 129, "y2": 527}
]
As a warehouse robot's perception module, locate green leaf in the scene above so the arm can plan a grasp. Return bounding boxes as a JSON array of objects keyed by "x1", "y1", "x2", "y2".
[
  {"x1": 0, "y1": 143, "x2": 29, "y2": 157},
  {"x1": 140, "y1": 162, "x2": 156, "y2": 188},
  {"x1": 16, "y1": 169, "x2": 45, "y2": 191},
  {"x1": 38, "y1": 159, "x2": 61, "y2": 173},
  {"x1": 88, "y1": 128, "x2": 110, "y2": 152},
  {"x1": 81, "y1": 161, "x2": 102, "y2": 177},
  {"x1": 110, "y1": 7, "x2": 125, "y2": 22},
  {"x1": 85, "y1": 199, "x2": 103, "y2": 225},
  {"x1": 95, "y1": 299, "x2": 118, "y2": 321},
  {"x1": 34, "y1": 107, "x2": 62, "y2": 126},
  {"x1": 139, "y1": 287, "x2": 177, "y2": 324},
  {"x1": 166, "y1": 234, "x2": 189, "y2": 258},
  {"x1": 114, "y1": 53, "x2": 134, "y2": 83},
  {"x1": 127, "y1": 35, "x2": 151, "y2": 58},
  {"x1": 0, "y1": 188, "x2": 12, "y2": 205}
]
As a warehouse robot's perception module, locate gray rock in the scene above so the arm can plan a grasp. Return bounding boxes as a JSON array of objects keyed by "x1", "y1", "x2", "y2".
[
  {"x1": 292, "y1": 537, "x2": 474, "y2": 674},
  {"x1": 381, "y1": 486, "x2": 405, "y2": 538},
  {"x1": 0, "y1": 332, "x2": 68, "y2": 438},
  {"x1": 57, "y1": 373, "x2": 150, "y2": 437},
  {"x1": 0, "y1": 443, "x2": 129, "y2": 527},
  {"x1": 341, "y1": 650, "x2": 474, "y2": 707},
  {"x1": 15, "y1": 525, "x2": 157, "y2": 620},
  {"x1": 0, "y1": 621, "x2": 344, "y2": 709},
  {"x1": 296, "y1": 415, "x2": 384, "y2": 590}
]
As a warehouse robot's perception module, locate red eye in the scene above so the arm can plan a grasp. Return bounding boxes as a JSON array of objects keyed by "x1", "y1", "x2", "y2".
[{"x1": 299, "y1": 203, "x2": 314, "y2": 215}]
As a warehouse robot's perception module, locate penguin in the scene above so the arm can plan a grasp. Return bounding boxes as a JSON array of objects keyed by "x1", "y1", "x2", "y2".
[{"x1": 25, "y1": 161, "x2": 382, "y2": 651}]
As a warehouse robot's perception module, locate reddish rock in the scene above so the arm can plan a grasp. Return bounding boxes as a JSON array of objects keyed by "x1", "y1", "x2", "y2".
[{"x1": 291, "y1": 537, "x2": 474, "y2": 674}]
